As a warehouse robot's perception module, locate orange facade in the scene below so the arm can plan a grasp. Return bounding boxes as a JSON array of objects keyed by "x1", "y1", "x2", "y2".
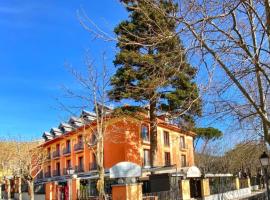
[{"x1": 40, "y1": 116, "x2": 194, "y2": 177}]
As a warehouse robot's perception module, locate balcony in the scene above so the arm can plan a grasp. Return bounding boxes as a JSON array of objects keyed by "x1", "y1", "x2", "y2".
[
  {"x1": 62, "y1": 168, "x2": 67, "y2": 175},
  {"x1": 75, "y1": 165, "x2": 84, "y2": 173},
  {"x1": 180, "y1": 143, "x2": 188, "y2": 150},
  {"x1": 53, "y1": 170, "x2": 61, "y2": 177},
  {"x1": 44, "y1": 171, "x2": 51, "y2": 178},
  {"x1": 90, "y1": 162, "x2": 97, "y2": 171},
  {"x1": 62, "y1": 147, "x2": 71, "y2": 156},
  {"x1": 52, "y1": 150, "x2": 60, "y2": 159},
  {"x1": 47, "y1": 153, "x2": 51, "y2": 160},
  {"x1": 37, "y1": 171, "x2": 43, "y2": 180},
  {"x1": 74, "y1": 142, "x2": 84, "y2": 152}
]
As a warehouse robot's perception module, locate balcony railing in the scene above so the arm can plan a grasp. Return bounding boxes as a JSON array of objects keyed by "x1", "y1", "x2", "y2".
[
  {"x1": 90, "y1": 162, "x2": 97, "y2": 171},
  {"x1": 62, "y1": 168, "x2": 67, "y2": 175},
  {"x1": 44, "y1": 171, "x2": 51, "y2": 178},
  {"x1": 75, "y1": 165, "x2": 84, "y2": 173},
  {"x1": 47, "y1": 153, "x2": 51, "y2": 160},
  {"x1": 37, "y1": 171, "x2": 43, "y2": 179},
  {"x1": 180, "y1": 143, "x2": 188, "y2": 150},
  {"x1": 63, "y1": 147, "x2": 71, "y2": 155},
  {"x1": 52, "y1": 150, "x2": 60, "y2": 158},
  {"x1": 53, "y1": 170, "x2": 61, "y2": 177},
  {"x1": 74, "y1": 142, "x2": 84, "y2": 152}
]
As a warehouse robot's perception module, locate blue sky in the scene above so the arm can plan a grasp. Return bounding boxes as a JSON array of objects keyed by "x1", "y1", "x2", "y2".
[
  {"x1": 0, "y1": 0, "x2": 127, "y2": 139},
  {"x1": 0, "y1": 1, "x2": 246, "y2": 149}
]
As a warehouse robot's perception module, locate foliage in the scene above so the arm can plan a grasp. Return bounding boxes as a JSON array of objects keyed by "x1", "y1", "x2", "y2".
[
  {"x1": 195, "y1": 127, "x2": 223, "y2": 141},
  {"x1": 194, "y1": 127, "x2": 223, "y2": 153},
  {"x1": 109, "y1": 0, "x2": 201, "y2": 166}
]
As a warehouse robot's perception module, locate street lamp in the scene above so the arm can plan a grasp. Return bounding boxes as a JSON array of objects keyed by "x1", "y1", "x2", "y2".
[
  {"x1": 66, "y1": 168, "x2": 75, "y2": 200},
  {"x1": 260, "y1": 152, "x2": 270, "y2": 200}
]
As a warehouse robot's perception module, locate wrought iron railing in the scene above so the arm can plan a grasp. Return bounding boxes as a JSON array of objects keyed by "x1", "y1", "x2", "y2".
[
  {"x1": 143, "y1": 190, "x2": 181, "y2": 200},
  {"x1": 209, "y1": 177, "x2": 236, "y2": 195},
  {"x1": 63, "y1": 147, "x2": 71, "y2": 155},
  {"x1": 75, "y1": 165, "x2": 84, "y2": 173},
  {"x1": 74, "y1": 142, "x2": 84, "y2": 151},
  {"x1": 52, "y1": 150, "x2": 60, "y2": 158},
  {"x1": 44, "y1": 171, "x2": 51, "y2": 178},
  {"x1": 53, "y1": 170, "x2": 61, "y2": 177},
  {"x1": 37, "y1": 171, "x2": 43, "y2": 179},
  {"x1": 90, "y1": 162, "x2": 97, "y2": 170}
]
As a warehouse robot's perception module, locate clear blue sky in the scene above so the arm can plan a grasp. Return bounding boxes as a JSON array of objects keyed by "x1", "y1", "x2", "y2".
[
  {"x1": 0, "y1": 1, "x2": 243, "y2": 149},
  {"x1": 0, "y1": 0, "x2": 127, "y2": 139}
]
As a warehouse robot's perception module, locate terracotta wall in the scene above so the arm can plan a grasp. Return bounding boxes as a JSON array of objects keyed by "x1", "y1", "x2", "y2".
[{"x1": 41, "y1": 117, "x2": 195, "y2": 175}]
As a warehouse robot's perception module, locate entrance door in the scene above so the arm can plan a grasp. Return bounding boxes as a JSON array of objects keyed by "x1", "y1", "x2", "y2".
[{"x1": 190, "y1": 178, "x2": 202, "y2": 198}]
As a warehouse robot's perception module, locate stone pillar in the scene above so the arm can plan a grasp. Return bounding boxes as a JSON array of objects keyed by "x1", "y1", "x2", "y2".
[
  {"x1": 71, "y1": 178, "x2": 80, "y2": 200},
  {"x1": 201, "y1": 179, "x2": 210, "y2": 198},
  {"x1": 235, "y1": 177, "x2": 240, "y2": 190},
  {"x1": 45, "y1": 182, "x2": 53, "y2": 200},
  {"x1": 112, "y1": 183, "x2": 142, "y2": 200},
  {"x1": 240, "y1": 178, "x2": 251, "y2": 188},
  {"x1": 6, "y1": 179, "x2": 11, "y2": 200},
  {"x1": 180, "y1": 179, "x2": 190, "y2": 200}
]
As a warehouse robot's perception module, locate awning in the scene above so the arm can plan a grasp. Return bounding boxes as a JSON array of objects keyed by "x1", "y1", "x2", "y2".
[{"x1": 179, "y1": 166, "x2": 202, "y2": 178}]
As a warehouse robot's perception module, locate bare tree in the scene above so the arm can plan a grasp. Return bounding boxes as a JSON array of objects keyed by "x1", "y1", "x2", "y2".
[
  {"x1": 0, "y1": 139, "x2": 46, "y2": 200},
  {"x1": 61, "y1": 53, "x2": 114, "y2": 199},
  {"x1": 100, "y1": 0, "x2": 270, "y2": 145}
]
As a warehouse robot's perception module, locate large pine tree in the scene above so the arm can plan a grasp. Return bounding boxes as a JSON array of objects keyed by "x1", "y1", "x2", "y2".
[{"x1": 109, "y1": 0, "x2": 201, "y2": 167}]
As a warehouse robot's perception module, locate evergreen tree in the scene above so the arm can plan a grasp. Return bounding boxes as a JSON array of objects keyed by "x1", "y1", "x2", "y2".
[{"x1": 109, "y1": 0, "x2": 201, "y2": 166}]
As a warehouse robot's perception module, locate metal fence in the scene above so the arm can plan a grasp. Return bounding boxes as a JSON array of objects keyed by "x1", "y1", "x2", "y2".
[
  {"x1": 209, "y1": 177, "x2": 237, "y2": 195},
  {"x1": 143, "y1": 190, "x2": 181, "y2": 200}
]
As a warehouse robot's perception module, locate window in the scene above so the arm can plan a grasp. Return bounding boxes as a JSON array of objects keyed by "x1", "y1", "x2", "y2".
[
  {"x1": 78, "y1": 135, "x2": 83, "y2": 144},
  {"x1": 181, "y1": 155, "x2": 187, "y2": 167},
  {"x1": 91, "y1": 153, "x2": 97, "y2": 170},
  {"x1": 56, "y1": 162, "x2": 60, "y2": 175},
  {"x1": 79, "y1": 156, "x2": 84, "y2": 168},
  {"x1": 141, "y1": 125, "x2": 150, "y2": 142},
  {"x1": 66, "y1": 140, "x2": 71, "y2": 151},
  {"x1": 180, "y1": 136, "x2": 185, "y2": 149},
  {"x1": 143, "y1": 149, "x2": 150, "y2": 167},
  {"x1": 56, "y1": 144, "x2": 60, "y2": 153},
  {"x1": 164, "y1": 152, "x2": 171, "y2": 166},
  {"x1": 66, "y1": 160, "x2": 71, "y2": 169},
  {"x1": 163, "y1": 131, "x2": 170, "y2": 147}
]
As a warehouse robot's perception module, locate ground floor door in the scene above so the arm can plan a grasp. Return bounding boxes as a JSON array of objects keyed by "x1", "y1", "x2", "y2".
[
  {"x1": 57, "y1": 184, "x2": 69, "y2": 200},
  {"x1": 190, "y1": 178, "x2": 202, "y2": 198}
]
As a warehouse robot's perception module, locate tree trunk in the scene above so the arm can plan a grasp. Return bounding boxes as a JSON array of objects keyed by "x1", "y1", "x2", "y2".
[
  {"x1": 97, "y1": 130, "x2": 106, "y2": 200},
  {"x1": 27, "y1": 180, "x2": 34, "y2": 200},
  {"x1": 18, "y1": 177, "x2": 22, "y2": 200},
  {"x1": 7, "y1": 179, "x2": 11, "y2": 200},
  {"x1": 150, "y1": 97, "x2": 158, "y2": 167}
]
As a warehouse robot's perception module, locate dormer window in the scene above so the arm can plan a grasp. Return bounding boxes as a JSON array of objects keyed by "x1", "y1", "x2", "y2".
[{"x1": 141, "y1": 125, "x2": 150, "y2": 142}]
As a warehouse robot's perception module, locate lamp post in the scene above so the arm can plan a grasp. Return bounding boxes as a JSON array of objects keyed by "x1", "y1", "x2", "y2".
[
  {"x1": 260, "y1": 152, "x2": 270, "y2": 200},
  {"x1": 67, "y1": 168, "x2": 75, "y2": 200}
]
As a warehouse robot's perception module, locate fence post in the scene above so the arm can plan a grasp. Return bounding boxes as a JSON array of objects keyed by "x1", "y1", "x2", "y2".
[
  {"x1": 201, "y1": 179, "x2": 210, "y2": 199},
  {"x1": 235, "y1": 177, "x2": 240, "y2": 190},
  {"x1": 112, "y1": 183, "x2": 142, "y2": 200},
  {"x1": 72, "y1": 178, "x2": 80, "y2": 200},
  {"x1": 180, "y1": 179, "x2": 190, "y2": 200}
]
